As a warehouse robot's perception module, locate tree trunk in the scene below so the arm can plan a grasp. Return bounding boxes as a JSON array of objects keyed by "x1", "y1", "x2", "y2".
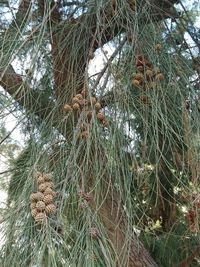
[{"x1": 91, "y1": 191, "x2": 158, "y2": 267}]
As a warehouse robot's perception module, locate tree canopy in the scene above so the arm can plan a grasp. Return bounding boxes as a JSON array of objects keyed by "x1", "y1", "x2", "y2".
[{"x1": 0, "y1": 0, "x2": 200, "y2": 266}]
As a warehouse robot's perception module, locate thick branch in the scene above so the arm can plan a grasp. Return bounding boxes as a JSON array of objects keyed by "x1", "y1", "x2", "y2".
[
  {"x1": 88, "y1": 173, "x2": 159, "y2": 267},
  {"x1": 0, "y1": 65, "x2": 66, "y2": 135},
  {"x1": 9, "y1": 0, "x2": 31, "y2": 30},
  {"x1": 46, "y1": 0, "x2": 179, "y2": 103}
]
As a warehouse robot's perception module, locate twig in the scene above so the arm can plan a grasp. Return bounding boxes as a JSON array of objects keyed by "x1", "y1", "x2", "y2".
[
  {"x1": 0, "y1": 118, "x2": 23, "y2": 145},
  {"x1": 179, "y1": 1, "x2": 200, "y2": 52},
  {"x1": 91, "y1": 36, "x2": 127, "y2": 92},
  {"x1": 0, "y1": 168, "x2": 18, "y2": 176}
]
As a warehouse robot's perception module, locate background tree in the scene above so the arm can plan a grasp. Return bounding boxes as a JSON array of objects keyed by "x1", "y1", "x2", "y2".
[{"x1": 0, "y1": 0, "x2": 200, "y2": 266}]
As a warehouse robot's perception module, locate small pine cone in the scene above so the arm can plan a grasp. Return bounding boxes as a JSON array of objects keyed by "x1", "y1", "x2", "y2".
[
  {"x1": 79, "y1": 131, "x2": 88, "y2": 140},
  {"x1": 134, "y1": 73, "x2": 143, "y2": 81},
  {"x1": 82, "y1": 99, "x2": 88, "y2": 106},
  {"x1": 35, "y1": 172, "x2": 42, "y2": 179},
  {"x1": 43, "y1": 173, "x2": 52, "y2": 182},
  {"x1": 43, "y1": 194, "x2": 53, "y2": 205},
  {"x1": 75, "y1": 94, "x2": 83, "y2": 100},
  {"x1": 38, "y1": 183, "x2": 47, "y2": 192},
  {"x1": 102, "y1": 119, "x2": 109, "y2": 127},
  {"x1": 72, "y1": 97, "x2": 79, "y2": 104},
  {"x1": 34, "y1": 212, "x2": 46, "y2": 224},
  {"x1": 89, "y1": 253, "x2": 97, "y2": 261},
  {"x1": 94, "y1": 102, "x2": 101, "y2": 111},
  {"x1": 36, "y1": 201, "x2": 46, "y2": 211},
  {"x1": 45, "y1": 182, "x2": 54, "y2": 189},
  {"x1": 31, "y1": 208, "x2": 38, "y2": 218},
  {"x1": 30, "y1": 202, "x2": 36, "y2": 210},
  {"x1": 45, "y1": 204, "x2": 57, "y2": 215},
  {"x1": 51, "y1": 191, "x2": 57, "y2": 197},
  {"x1": 30, "y1": 193, "x2": 38, "y2": 202},
  {"x1": 72, "y1": 103, "x2": 80, "y2": 111},
  {"x1": 97, "y1": 112, "x2": 105, "y2": 121},
  {"x1": 145, "y1": 69, "x2": 153, "y2": 79},
  {"x1": 35, "y1": 192, "x2": 44, "y2": 201},
  {"x1": 86, "y1": 111, "x2": 93, "y2": 121},
  {"x1": 63, "y1": 104, "x2": 72, "y2": 112},
  {"x1": 132, "y1": 79, "x2": 141, "y2": 87},
  {"x1": 77, "y1": 99, "x2": 85, "y2": 108},
  {"x1": 44, "y1": 187, "x2": 57, "y2": 197},
  {"x1": 137, "y1": 66, "x2": 144, "y2": 72},
  {"x1": 37, "y1": 175, "x2": 45, "y2": 184},
  {"x1": 155, "y1": 73, "x2": 164, "y2": 81},
  {"x1": 155, "y1": 44, "x2": 162, "y2": 51}
]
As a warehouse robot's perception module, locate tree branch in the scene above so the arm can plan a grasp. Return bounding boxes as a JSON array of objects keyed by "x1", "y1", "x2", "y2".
[
  {"x1": 91, "y1": 36, "x2": 127, "y2": 93},
  {"x1": 9, "y1": 0, "x2": 31, "y2": 30},
  {"x1": 0, "y1": 65, "x2": 66, "y2": 134},
  {"x1": 43, "y1": 0, "x2": 180, "y2": 104}
]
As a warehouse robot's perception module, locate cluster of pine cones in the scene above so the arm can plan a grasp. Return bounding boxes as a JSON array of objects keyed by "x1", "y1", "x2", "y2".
[
  {"x1": 132, "y1": 52, "x2": 164, "y2": 104},
  {"x1": 30, "y1": 172, "x2": 57, "y2": 224},
  {"x1": 63, "y1": 89, "x2": 109, "y2": 139}
]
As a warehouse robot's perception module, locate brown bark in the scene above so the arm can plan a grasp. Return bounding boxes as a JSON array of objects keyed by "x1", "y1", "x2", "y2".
[
  {"x1": 91, "y1": 191, "x2": 159, "y2": 267},
  {"x1": 39, "y1": 0, "x2": 179, "y2": 104},
  {"x1": 0, "y1": 65, "x2": 67, "y2": 138}
]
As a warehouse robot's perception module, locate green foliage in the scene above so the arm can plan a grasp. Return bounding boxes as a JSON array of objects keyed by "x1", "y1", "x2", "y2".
[{"x1": 0, "y1": 0, "x2": 200, "y2": 266}]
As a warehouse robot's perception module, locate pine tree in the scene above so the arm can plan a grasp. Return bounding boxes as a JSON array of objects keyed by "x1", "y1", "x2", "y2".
[{"x1": 0, "y1": 1, "x2": 200, "y2": 266}]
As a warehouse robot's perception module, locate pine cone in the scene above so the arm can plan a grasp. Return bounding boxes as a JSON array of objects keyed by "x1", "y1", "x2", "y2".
[
  {"x1": 35, "y1": 212, "x2": 46, "y2": 224},
  {"x1": 30, "y1": 193, "x2": 38, "y2": 202},
  {"x1": 94, "y1": 102, "x2": 101, "y2": 111},
  {"x1": 36, "y1": 201, "x2": 46, "y2": 211},
  {"x1": 72, "y1": 103, "x2": 80, "y2": 111},
  {"x1": 97, "y1": 112, "x2": 105, "y2": 121},
  {"x1": 43, "y1": 194, "x2": 53, "y2": 205},
  {"x1": 35, "y1": 192, "x2": 44, "y2": 201},
  {"x1": 31, "y1": 208, "x2": 38, "y2": 218},
  {"x1": 43, "y1": 173, "x2": 52, "y2": 182},
  {"x1": 38, "y1": 183, "x2": 47, "y2": 192},
  {"x1": 37, "y1": 175, "x2": 45, "y2": 184},
  {"x1": 75, "y1": 94, "x2": 83, "y2": 100},
  {"x1": 45, "y1": 204, "x2": 57, "y2": 215},
  {"x1": 155, "y1": 73, "x2": 164, "y2": 81},
  {"x1": 44, "y1": 187, "x2": 56, "y2": 197},
  {"x1": 45, "y1": 182, "x2": 54, "y2": 189},
  {"x1": 30, "y1": 202, "x2": 36, "y2": 209},
  {"x1": 63, "y1": 104, "x2": 72, "y2": 112},
  {"x1": 72, "y1": 97, "x2": 79, "y2": 104}
]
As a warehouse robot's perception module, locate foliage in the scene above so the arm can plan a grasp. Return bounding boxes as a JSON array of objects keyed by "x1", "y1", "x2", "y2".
[{"x1": 0, "y1": 0, "x2": 200, "y2": 266}]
